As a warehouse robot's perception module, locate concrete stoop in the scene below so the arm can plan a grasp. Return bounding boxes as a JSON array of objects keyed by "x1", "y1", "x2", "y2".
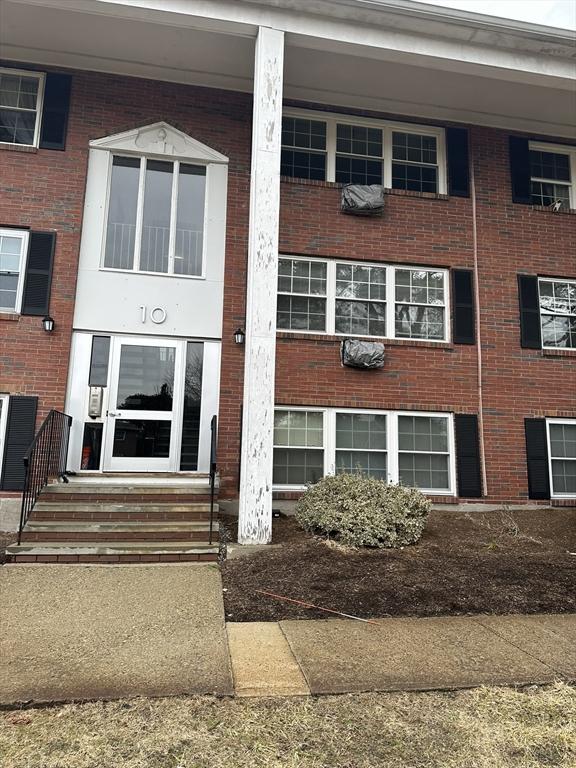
[{"x1": 6, "y1": 477, "x2": 220, "y2": 563}]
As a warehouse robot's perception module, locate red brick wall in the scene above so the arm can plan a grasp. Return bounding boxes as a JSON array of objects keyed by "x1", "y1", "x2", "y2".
[{"x1": 1, "y1": 63, "x2": 574, "y2": 504}]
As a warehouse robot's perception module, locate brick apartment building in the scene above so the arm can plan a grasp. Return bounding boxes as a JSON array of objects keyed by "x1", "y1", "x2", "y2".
[{"x1": 0, "y1": 0, "x2": 574, "y2": 554}]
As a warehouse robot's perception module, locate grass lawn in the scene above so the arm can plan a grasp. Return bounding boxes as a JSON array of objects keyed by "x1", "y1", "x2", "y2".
[
  {"x1": 1, "y1": 684, "x2": 575, "y2": 767},
  {"x1": 221, "y1": 508, "x2": 576, "y2": 621}
]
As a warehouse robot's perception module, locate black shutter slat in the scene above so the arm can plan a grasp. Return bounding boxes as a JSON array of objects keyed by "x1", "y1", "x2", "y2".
[
  {"x1": 525, "y1": 418, "x2": 550, "y2": 500},
  {"x1": 0, "y1": 396, "x2": 38, "y2": 491},
  {"x1": 452, "y1": 269, "x2": 475, "y2": 344},
  {"x1": 455, "y1": 414, "x2": 482, "y2": 498},
  {"x1": 509, "y1": 136, "x2": 531, "y2": 204},
  {"x1": 518, "y1": 274, "x2": 542, "y2": 349},
  {"x1": 21, "y1": 232, "x2": 55, "y2": 316},
  {"x1": 446, "y1": 127, "x2": 470, "y2": 198},
  {"x1": 39, "y1": 73, "x2": 72, "y2": 151}
]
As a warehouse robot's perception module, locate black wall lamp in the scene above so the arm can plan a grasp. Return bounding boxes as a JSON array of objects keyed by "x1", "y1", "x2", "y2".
[
  {"x1": 234, "y1": 327, "x2": 245, "y2": 345},
  {"x1": 42, "y1": 315, "x2": 55, "y2": 332}
]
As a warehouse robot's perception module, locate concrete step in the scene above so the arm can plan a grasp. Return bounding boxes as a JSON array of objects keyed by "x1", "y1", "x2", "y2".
[
  {"x1": 20, "y1": 520, "x2": 219, "y2": 543},
  {"x1": 6, "y1": 541, "x2": 219, "y2": 564},
  {"x1": 45, "y1": 483, "x2": 214, "y2": 494},
  {"x1": 34, "y1": 502, "x2": 217, "y2": 513}
]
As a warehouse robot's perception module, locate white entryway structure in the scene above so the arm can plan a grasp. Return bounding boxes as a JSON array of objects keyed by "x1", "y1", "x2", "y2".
[{"x1": 3, "y1": 0, "x2": 574, "y2": 542}]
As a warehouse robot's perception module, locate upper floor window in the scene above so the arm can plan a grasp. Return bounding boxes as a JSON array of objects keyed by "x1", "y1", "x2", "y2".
[
  {"x1": 0, "y1": 229, "x2": 28, "y2": 312},
  {"x1": 539, "y1": 277, "x2": 576, "y2": 349},
  {"x1": 0, "y1": 68, "x2": 44, "y2": 147},
  {"x1": 529, "y1": 142, "x2": 575, "y2": 210},
  {"x1": 104, "y1": 155, "x2": 206, "y2": 277},
  {"x1": 281, "y1": 110, "x2": 446, "y2": 194},
  {"x1": 277, "y1": 256, "x2": 448, "y2": 342},
  {"x1": 548, "y1": 420, "x2": 576, "y2": 497}
]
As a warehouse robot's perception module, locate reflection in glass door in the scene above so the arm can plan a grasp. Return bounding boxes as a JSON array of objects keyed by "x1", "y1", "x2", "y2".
[{"x1": 103, "y1": 337, "x2": 184, "y2": 471}]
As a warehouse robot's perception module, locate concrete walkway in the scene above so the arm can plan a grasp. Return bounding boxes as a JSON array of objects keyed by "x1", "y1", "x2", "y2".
[
  {"x1": 1, "y1": 564, "x2": 574, "y2": 704},
  {"x1": 228, "y1": 614, "x2": 576, "y2": 697}
]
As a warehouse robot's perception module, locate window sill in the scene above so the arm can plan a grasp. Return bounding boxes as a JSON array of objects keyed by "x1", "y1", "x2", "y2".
[
  {"x1": 0, "y1": 143, "x2": 38, "y2": 154},
  {"x1": 0, "y1": 312, "x2": 20, "y2": 322},
  {"x1": 273, "y1": 490, "x2": 457, "y2": 501},
  {"x1": 277, "y1": 331, "x2": 453, "y2": 350},
  {"x1": 542, "y1": 348, "x2": 576, "y2": 357},
  {"x1": 280, "y1": 176, "x2": 449, "y2": 201},
  {"x1": 525, "y1": 204, "x2": 575, "y2": 215}
]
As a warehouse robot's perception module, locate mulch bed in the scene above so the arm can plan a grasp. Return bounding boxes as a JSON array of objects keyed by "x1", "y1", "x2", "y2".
[{"x1": 221, "y1": 507, "x2": 576, "y2": 622}]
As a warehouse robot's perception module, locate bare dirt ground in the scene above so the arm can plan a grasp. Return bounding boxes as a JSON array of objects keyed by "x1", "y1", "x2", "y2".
[
  {"x1": 221, "y1": 507, "x2": 576, "y2": 622},
  {"x1": 1, "y1": 684, "x2": 575, "y2": 768}
]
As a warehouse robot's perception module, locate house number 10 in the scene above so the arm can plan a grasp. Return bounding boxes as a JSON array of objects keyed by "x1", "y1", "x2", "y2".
[{"x1": 139, "y1": 305, "x2": 167, "y2": 324}]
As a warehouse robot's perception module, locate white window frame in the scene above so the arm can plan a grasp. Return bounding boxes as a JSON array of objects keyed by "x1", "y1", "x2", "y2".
[
  {"x1": 0, "y1": 228, "x2": 29, "y2": 313},
  {"x1": 273, "y1": 406, "x2": 456, "y2": 495},
  {"x1": 0, "y1": 67, "x2": 45, "y2": 149},
  {"x1": 282, "y1": 108, "x2": 447, "y2": 195},
  {"x1": 529, "y1": 141, "x2": 576, "y2": 210},
  {"x1": 0, "y1": 394, "x2": 8, "y2": 480},
  {"x1": 278, "y1": 255, "x2": 450, "y2": 343},
  {"x1": 272, "y1": 407, "x2": 328, "y2": 486},
  {"x1": 538, "y1": 276, "x2": 576, "y2": 350},
  {"x1": 100, "y1": 153, "x2": 209, "y2": 280},
  {"x1": 546, "y1": 418, "x2": 576, "y2": 499}
]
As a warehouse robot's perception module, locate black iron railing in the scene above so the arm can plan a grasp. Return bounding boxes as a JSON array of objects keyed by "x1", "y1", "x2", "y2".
[
  {"x1": 209, "y1": 414, "x2": 217, "y2": 545},
  {"x1": 18, "y1": 410, "x2": 72, "y2": 545}
]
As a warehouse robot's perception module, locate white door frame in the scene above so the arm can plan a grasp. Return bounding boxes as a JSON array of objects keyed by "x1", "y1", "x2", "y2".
[{"x1": 102, "y1": 335, "x2": 185, "y2": 471}]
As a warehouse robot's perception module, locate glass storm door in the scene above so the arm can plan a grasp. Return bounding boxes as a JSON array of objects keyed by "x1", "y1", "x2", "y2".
[{"x1": 103, "y1": 337, "x2": 184, "y2": 471}]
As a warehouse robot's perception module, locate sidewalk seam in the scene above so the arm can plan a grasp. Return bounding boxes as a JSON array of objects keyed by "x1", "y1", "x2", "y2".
[
  {"x1": 470, "y1": 616, "x2": 568, "y2": 680},
  {"x1": 278, "y1": 621, "x2": 313, "y2": 694}
]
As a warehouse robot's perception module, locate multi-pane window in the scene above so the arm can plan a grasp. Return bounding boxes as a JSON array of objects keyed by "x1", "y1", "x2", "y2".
[
  {"x1": 0, "y1": 229, "x2": 28, "y2": 312},
  {"x1": 335, "y1": 124, "x2": 383, "y2": 185},
  {"x1": 548, "y1": 421, "x2": 576, "y2": 496},
  {"x1": 278, "y1": 257, "x2": 448, "y2": 342},
  {"x1": 335, "y1": 263, "x2": 387, "y2": 336},
  {"x1": 281, "y1": 111, "x2": 446, "y2": 194},
  {"x1": 273, "y1": 408, "x2": 454, "y2": 492},
  {"x1": 398, "y1": 415, "x2": 450, "y2": 491},
  {"x1": 277, "y1": 258, "x2": 327, "y2": 331},
  {"x1": 539, "y1": 278, "x2": 576, "y2": 349},
  {"x1": 530, "y1": 148, "x2": 573, "y2": 209},
  {"x1": 335, "y1": 413, "x2": 387, "y2": 479},
  {"x1": 0, "y1": 69, "x2": 44, "y2": 147},
  {"x1": 103, "y1": 155, "x2": 206, "y2": 276},
  {"x1": 273, "y1": 410, "x2": 324, "y2": 485},
  {"x1": 280, "y1": 117, "x2": 327, "y2": 181},
  {"x1": 395, "y1": 269, "x2": 446, "y2": 340},
  {"x1": 392, "y1": 132, "x2": 438, "y2": 193}
]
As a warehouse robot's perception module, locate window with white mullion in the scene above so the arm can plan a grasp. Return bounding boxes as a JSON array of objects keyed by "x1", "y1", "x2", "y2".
[
  {"x1": 547, "y1": 420, "x2": 576, "y2": 497},
  {"x1": 529, "y1": 142, "x2": 575, "y2": 210},
  {"x1": 277, "y1": 257, "x2": 328, "y2": 332},
  {"x1": 273, "y1": 408, "x2": 325, "y2": 486},
  {"x1": 395, "y1": 268, "x2": 447, "y2": 341},
  {"x1": 0, "y1": 228, "x2": 29, "y2": 312},
  {"x1": 334, "y1": 261, "x2": 387, "y2": 336},
  {"x1": 335, "y1": 412, "x2": 388, "y2": 480},
  {"x1": 335, "y1": 123, "x2": 384, "y2": 185},
  {"x1": 538, "y1": 277, "x2": 576, "y2": 349},
  {"x1": 0, "y1": 68, "x2": 45, "y2": 147},
  {"x1": 133, "y1": 157, "x2": 146, "y2": 273},
  {"x1": 397, "y1": 414, "x2": 451, "y2": 491},
  {"x1": 167, "y1": 159, "x2": 180, "y2": 275}
]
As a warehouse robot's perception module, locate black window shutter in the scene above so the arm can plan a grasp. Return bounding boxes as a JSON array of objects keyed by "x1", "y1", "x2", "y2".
[
  {"x1": 39, "y1": 73, "x2": 72, "y2": 151},
  {"x1": 455, "y1": 414, "x2": 482, "y2": 498},
  {"x1": 525, "y1": 419, "x2": 550, "y2": 499},
  {"x1": 452, "y1": 269, "x2": 475, "y2": 344},
  {"x1": 518, "y1": 274, "x2": 542, "y2": 349},
  {"x1": 446, "y1": 127, "x2": 470, "y2": 197},
  {"x1": 509, "y1": 136, "x2": 531, "y2": 204},
  {"x1": 21, "y1": 232, "x2": 56, "y2": 316},
  {"x1": 0, "y1": 396, "x2": 38, "y2": 491}
]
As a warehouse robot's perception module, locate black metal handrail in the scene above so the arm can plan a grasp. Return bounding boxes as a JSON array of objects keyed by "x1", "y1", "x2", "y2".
[
  {"x1": 18, "y1": 410, "x2": 73, "y2": 545},
  {"x1": 209, "y1": 414, "x2": 217, "y2": 545}
]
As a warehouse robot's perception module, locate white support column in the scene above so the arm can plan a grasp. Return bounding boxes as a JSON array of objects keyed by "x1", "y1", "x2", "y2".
[{"x1": 237, "y1": 26, "x2": 285, "y2": 545}]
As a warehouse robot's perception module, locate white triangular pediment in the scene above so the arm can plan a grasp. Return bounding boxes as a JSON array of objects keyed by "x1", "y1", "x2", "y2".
[{"x1": 90, "y1": 121, "x2": 228, "y2": 163}]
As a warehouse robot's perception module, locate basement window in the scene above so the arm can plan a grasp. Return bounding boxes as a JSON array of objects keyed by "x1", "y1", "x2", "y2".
[
  {"x1": 547, "y1": 420, "x2": 576, "y2": 497},
  {"x1": 529, "y1": 142, "x2": 575, "y2": 210},
  {"x1": 277, "y1": 256, "x2": 448, "y2": 342},
  {"x1": 0, "y1": 68, "x2": 45, "y2": 147},
  {"x1": 281, "y1": 109, "x2": 446, "y2": 194},
  {"x1": 273, "y1": 407, "x2": 455, "y2": 493},
  {"x1": 538, "y1": 277, "x2": 576, "y2": 349}
]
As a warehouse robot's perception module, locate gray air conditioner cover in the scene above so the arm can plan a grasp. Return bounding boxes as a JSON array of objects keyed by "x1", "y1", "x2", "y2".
[
  {"x1": 341, "y1": 184, "x2": 384, "y2": 215},
  {"x1": 341, "y1": 339, "x2": 385, "y2": 369}
]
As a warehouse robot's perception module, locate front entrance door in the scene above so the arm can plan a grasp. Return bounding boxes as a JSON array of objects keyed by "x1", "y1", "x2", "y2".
[{"x1": 102, "y1": 337, "x2": 184, "y2": 471}]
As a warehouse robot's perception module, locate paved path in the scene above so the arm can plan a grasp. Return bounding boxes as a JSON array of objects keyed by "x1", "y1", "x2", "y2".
[
  {"x1": 0, "y1": 564, "x2": 233, "y2": 704},
  {"x1": 1, "y1": 564, "x2": 574, "y2": 704}
]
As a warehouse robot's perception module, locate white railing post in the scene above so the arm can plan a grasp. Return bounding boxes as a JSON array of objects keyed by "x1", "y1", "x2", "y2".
[{"x1": 237, "y1": 26, "x2": 285, "y2": 545}]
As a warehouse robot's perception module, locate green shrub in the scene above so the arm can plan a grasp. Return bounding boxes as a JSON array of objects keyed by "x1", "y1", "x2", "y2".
[{"x1": 295, "y1": 473, "x2": 431, "y2": 548}]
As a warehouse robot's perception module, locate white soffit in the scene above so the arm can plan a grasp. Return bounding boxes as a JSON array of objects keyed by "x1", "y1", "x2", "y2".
[{"x1": 90, "y1": 121, "x2": 229, "y2": 162}]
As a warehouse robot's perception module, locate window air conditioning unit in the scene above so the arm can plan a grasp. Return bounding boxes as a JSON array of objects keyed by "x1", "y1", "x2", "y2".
[
  {"x1": 341, "y1": 184, "x2": 384, "y2": 216},
  {"x1": 341, "y1": 339, "x2": 385, "y2": 369}
]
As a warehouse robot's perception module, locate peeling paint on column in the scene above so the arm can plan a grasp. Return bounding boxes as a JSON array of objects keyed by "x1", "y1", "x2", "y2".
[{"x1": 238, "y1": 27, "x2": 285, "y2": 546}]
